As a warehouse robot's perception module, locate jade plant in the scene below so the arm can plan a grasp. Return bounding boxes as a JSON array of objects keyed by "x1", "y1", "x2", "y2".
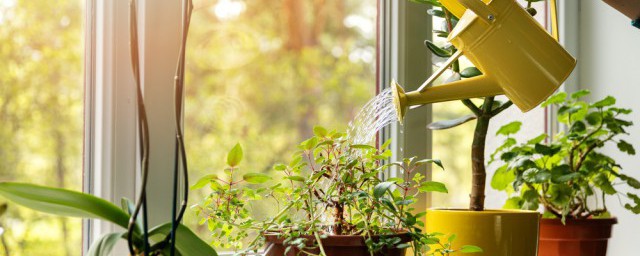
[
  {"x1": 192, "y1": 127, "x2": 482, "y2": 255},
  {"x1": 491, "y1": 90, "x2": 640, "y2": 220}
]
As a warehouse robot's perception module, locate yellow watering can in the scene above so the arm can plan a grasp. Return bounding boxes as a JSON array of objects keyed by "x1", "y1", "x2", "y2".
[{"x1": 392, "y1": 0, "x2": 576, "y2": 122}]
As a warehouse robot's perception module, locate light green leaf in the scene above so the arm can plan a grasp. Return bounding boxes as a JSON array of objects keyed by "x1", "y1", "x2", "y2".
[
  {"x1": 226, "y1": 143, "x2": 243, "y2": 167},
  {"x1": 0, "y1": 182, "x2": 130, "y2": 229},
  {"x1": 459, "y1": 245, "x2": 483, "y2": 253},
  {"x1": 243, "y1": 173, "x2": 271, "y2": 184},
  {"x1": 496, "y1": 121, "x2": 522, "y2": 136},
  {"x1": 374, "y1": 181, "x2": 395, "y2": 198},
  {"x1": 541, "y1": 92, "x2": 567, "y2": 107},
  {"x1": 591, "y1": 96, "x2": 616, "y2": 108},
  {"x1": 570, "y1": 89, "x2": 590, "y2": 99},
  {"x1": 190, "y1": 174, "x2": 219, "y2": 190},
  {"x1": 149, "y1": 223, "x2": 218, "y2": 256},
  {"x1": 414, "y1": 159, "x2": 444, "y2": 169},
  {"x1": 86, "y1": 232, "x2": 124, "y2": 256},
  {"x1": 491, "y1": 166, "x2": 515, "y2": 191},
  {"x1": 503, "y1": 197, "x2": 523, "y2": 209},
  {"x1": 419, "y1": 181, "x2": 448, "y2": 193},
  {"x1": 285, "y1": 176, "x2": 306, "y2": 182},
  {"x1": 313, "y1": 126, "x2": 328, "y2": 137}
]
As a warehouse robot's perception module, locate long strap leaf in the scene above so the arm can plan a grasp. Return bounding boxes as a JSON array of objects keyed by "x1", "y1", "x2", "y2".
[{"x1": 0, "y1": 182, "x2": 129, "y2": 229}]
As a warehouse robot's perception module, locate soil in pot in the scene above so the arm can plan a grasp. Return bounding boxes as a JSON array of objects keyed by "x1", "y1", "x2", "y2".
[
  {"x1": 263, "y1": 232, "x2": 412, "y2": 256},
  {"x1": 539, "y1": 218, "x2": 617, "y2": 256}
]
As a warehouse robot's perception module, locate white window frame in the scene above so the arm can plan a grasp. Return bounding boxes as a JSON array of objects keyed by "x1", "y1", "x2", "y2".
[{"x1": 83, "y1": 0, "x2": 431, "y2": 254}]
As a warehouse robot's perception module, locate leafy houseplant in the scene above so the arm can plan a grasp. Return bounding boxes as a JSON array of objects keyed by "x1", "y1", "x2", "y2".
[
  {"x1": 192, "y1": 127, "x2": 482, "y2": 256},
  {"x1": 491, "y1": 90, "x2": 639, "y2": 256}
]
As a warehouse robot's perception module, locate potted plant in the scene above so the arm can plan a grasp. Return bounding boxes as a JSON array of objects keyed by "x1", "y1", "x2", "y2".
[
  {"x1": 192, "y1": 127, "x2": 482, "y2": 255},
  {"x1": 491, "y1": 90, "x2": 640, "y2": 256},
  {"x1": 399, "y1": 0, "x2": 545, "y2": 255}
]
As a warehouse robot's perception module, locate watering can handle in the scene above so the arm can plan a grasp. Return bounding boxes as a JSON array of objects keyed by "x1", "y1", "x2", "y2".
[{"x1": 458, "y1": 0, "x2": 496, "y2": 24}]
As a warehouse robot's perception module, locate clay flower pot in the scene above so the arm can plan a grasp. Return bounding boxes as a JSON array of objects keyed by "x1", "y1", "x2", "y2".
[
  {"x1": 538, "y1": 218, "x2": 617, "y2": 256},
  {"x1": 263, "y1": 232, "x2": 412, "y2": 256}
]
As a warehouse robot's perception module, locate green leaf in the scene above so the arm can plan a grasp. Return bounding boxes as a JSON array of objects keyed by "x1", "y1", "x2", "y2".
[
  {"x1": 496, "y1": 121, "x2": 522, "y2": 136},
  {"x1": 0, "y1": 203, "x2": 6, "y2": 216},
  {"x1": 448, "y1": 234, "x2": 457, "y2": 243},
  {"x1": 149, "y1": 223, "x2": 218, "y2": 256},
  {"x1": 617, "y1": 140, "x2": 636, "y2": 155},
  {"x1": 427, "y1": 115, "x2": 476, "y2": 130},
  {"x1": 350, "y1": 144, "x2": 376, "y2": 150},
  {"x1": 409, "y1": 0, "x2": 443, "y2": 6},
  {"x1": 427, "y1": 9, "x2": 445, "y2": 18},
  {"x1": 523, "y1": 168, "x2": 551, "y2": 183},
  {"x1": 527, "y1": 134, "x2": 547, "y2": 144},
  {"x1": 460, "y1": 67, "x2": 482, "y2": 78},
  {"x1": 534, "y1": 143, "x2": 561, "y2": 156},
  {"x1": 548, "y1": 184, "x2": 573, "y2": 205},
  {"x1": 491, "y1": 166, "x2": 515, "y2": 191},
  {"x1": 594, "y1": 173, "x2": 617, "y2": 195},
  {"x1": 424, "y1": 40, "x2": 452, "y2": 58},
  {"x1": 86, "y1": 232, "x2": 124, "y2": 256},
  {"x1": 459, "y1": 245, "x2": 483, "y2": 253},
  {"x1": 624, "y1": 193, "x2": 640, "y2": 214},
  {"x1": 419, "y1": 181, "x2": 448, "y2": 193},
  {"x1": 190, "y1": 174, "x2": 219, "y2": 190},
  {"x1": 619, "y1": 174, "x2": 640, "y2": 189},
  {"x1": 226, "y1": 143, "x2": 243, "y2": 167},
  {"x1": 585, "y1": 112, "x2": 602, "y2": 125},
  {"x1": 0, "y1": 182, "x2": 130, "y2": 229},
  {"x1": 313, "y1": 126, "x2": 328, "y2": 137},
  {"x1": 570, "y1": 89, "x2": 590, "y2": 99},
  {"x1": 285, "y1": 176, "x2": 306, "y2": 182},
  {"x1": 541, "y1": 92, "x2": 567, "y2": 107},
  {"x1": 243, "y1": 173, "x2": 271, "y2": 184},
  {"x1": 374, "y1": 181, "x2": 395, "y2": 198},
  {"x1": 591, "y1": 96, "x2": 616, "y2": 108},
  {"x1": 503, "y1": 197, "x2": 523, "y2": 209},
  {"x1": 414, "y1": 159, "x2": 444, "y2": 169}
]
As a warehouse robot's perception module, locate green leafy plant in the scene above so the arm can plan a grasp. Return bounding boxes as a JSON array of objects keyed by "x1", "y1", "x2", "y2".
[
  {"x1": 0, "y1": 182, "x2": 217, "y2": 256},
  {"x1": 192, "y1": 127, "x2": 482, "y2": 255},
  {"x1": 491, "y1": 90, "x2": 640, "y2": 220}
]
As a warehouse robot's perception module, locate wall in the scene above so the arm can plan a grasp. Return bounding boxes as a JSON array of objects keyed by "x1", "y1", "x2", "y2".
[{"x1": 579, "y1": 1, "x2": 640, "y2": 255}]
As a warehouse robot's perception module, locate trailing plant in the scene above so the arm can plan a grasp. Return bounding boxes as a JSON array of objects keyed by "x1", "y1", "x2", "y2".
[
  {"x1": 491, "y1": 90, "x2": 640, "y2": 220},
  {"x1": 0, "y1": 182, "x2": 216, "y2": 255},
  {"x1": 192, "y1": 127, "x2": 482, "y2": 255}
]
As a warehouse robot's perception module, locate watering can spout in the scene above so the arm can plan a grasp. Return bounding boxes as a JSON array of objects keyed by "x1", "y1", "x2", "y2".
[{"x1": 392, "y1": 76, "x2": 502, "y2": 123}]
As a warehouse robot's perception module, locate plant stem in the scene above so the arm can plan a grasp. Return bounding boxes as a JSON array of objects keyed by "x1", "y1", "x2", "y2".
[{"x1": 469, "y1": 97, "x2": 494, "y2": 211}]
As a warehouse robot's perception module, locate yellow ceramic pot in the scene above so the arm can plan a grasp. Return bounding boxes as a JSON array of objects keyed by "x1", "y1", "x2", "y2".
[{"x1": 425, "y1": 209, "x2": 540, "y2": 256}]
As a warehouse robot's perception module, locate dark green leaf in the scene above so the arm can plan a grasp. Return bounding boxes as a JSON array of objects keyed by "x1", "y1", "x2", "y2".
[
  {"x1": 569, "y1": 121, "x2": 586, "y2": 133},
  {"x1": 427, "y1": 9, "x2": 445, "y2": 17},
  {"x1": 149, "y1": 223, "x2": 218, "y2": 256},
  {"x1": 424, "y1": 40, "x2": 452, "y2": 58},
  {"x1": 548, "y1": 184, "x2": 573, "y2": 205},
  {"x1": 594, "y1": 173, "x2": 617, "y2": 195},
  {"x1": 523, "y1": 168, "x2": 551, "y2": 183},
  {"x1": 624, "y1": 193, "x2": 640, "y2": 214},
  {"x1": 460, "y1": 67, "x2": 482, "y2": 78},
  {"x1": 527, "y1": 134, "x2": 547, "y2": 144},
  {"x1": 226, "y1": 143, "x2": 243, "y2": 167},
  {"x1": 619, "y1": 174, "x2": 640, "y2": 189},
  {"x1": 427, "y1": 115, "x2": 476, "y2": 130},
  {"x1": 374, "y1": 181, "x2": 395, "y2": 198},
  {"x1": 86, "y1": 232, "x2": 124, "y2": 256},
  {"x1": 617, "y1": 140, "x2": 636, "y2": 155},
  {"x1": 0, "y1": 182, "x2": 130, "y2": 229},
  {"x1": 534, "y1": 143, "x2": 561, "y2": 156},
  {"x1": 496, "y1": 121, "x2": 522, "y2": 136},
  {"x1": 419, "y1": 181, "x2": 448, "y2": 193},
  {"x1": 585, "y1": 112, "x2": 602, "y2": 125},
  {"x1": 243, "y1": 173, "x2": 271, "y2": 184}
]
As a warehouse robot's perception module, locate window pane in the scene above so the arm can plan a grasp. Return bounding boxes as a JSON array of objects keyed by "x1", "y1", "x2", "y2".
[
  {"x1": 0, "y1": 0, "x2": 84, "y2": 255},
  {"x1": 184, "y1": 0, "x2": 376, "y2": 250}
]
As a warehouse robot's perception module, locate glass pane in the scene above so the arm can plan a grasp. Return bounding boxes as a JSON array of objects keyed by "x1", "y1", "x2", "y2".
[
  {"x1": 0, "y1": 0, "x2": 84, "y2": 255},
  {"x1": 184, "y1": 0, "x2": 376, "y2": 251}
]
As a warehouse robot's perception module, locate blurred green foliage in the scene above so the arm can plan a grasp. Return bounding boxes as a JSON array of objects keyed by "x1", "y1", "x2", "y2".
[
  {"x1": 182, "y1": 0, "x2": 376, "y2": 248},
  {"x1": 0, "y1": 0, "x2": 84, "y2": 255}
]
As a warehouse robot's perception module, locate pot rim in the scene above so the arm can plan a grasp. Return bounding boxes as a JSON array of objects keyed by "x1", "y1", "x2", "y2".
[
  {"x1": 263, "y1": 230, "x2": 413, "y2": 247},
  {"x1": 540, "y1": 217, "x2": 618, "y2": 226},
  {"x1": 427, "y1": 208, "x2": 540, "y2": 215}
]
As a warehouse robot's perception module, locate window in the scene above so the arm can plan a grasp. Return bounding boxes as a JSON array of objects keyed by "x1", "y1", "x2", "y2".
[
  {"x1": 182, "y1": 0, "x2": 377, "y2": 249},
  {"x1": 0, "y1": 0, "x2": 85, "y2": 255}
]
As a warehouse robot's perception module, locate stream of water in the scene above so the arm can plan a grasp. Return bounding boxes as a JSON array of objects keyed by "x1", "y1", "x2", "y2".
[{"x1": 346, "y1": 88, "x2": 398, "y2": 145}]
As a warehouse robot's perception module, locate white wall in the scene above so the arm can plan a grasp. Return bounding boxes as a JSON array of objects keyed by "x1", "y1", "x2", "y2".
[{"x1": 579, "y1": 1, "x2": 640, "y2": 255}]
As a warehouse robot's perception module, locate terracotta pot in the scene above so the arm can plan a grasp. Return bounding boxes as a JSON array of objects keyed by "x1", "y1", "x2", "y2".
[
  {"x1": 425, "y1": 209, "x2": 540, "y2": 256},
  {"x1": 539, "y1": 218, "x2": 617, "y2": 256},
  {"x1": 263, "y1": 232, "x2": 412, "y2": 256}
]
